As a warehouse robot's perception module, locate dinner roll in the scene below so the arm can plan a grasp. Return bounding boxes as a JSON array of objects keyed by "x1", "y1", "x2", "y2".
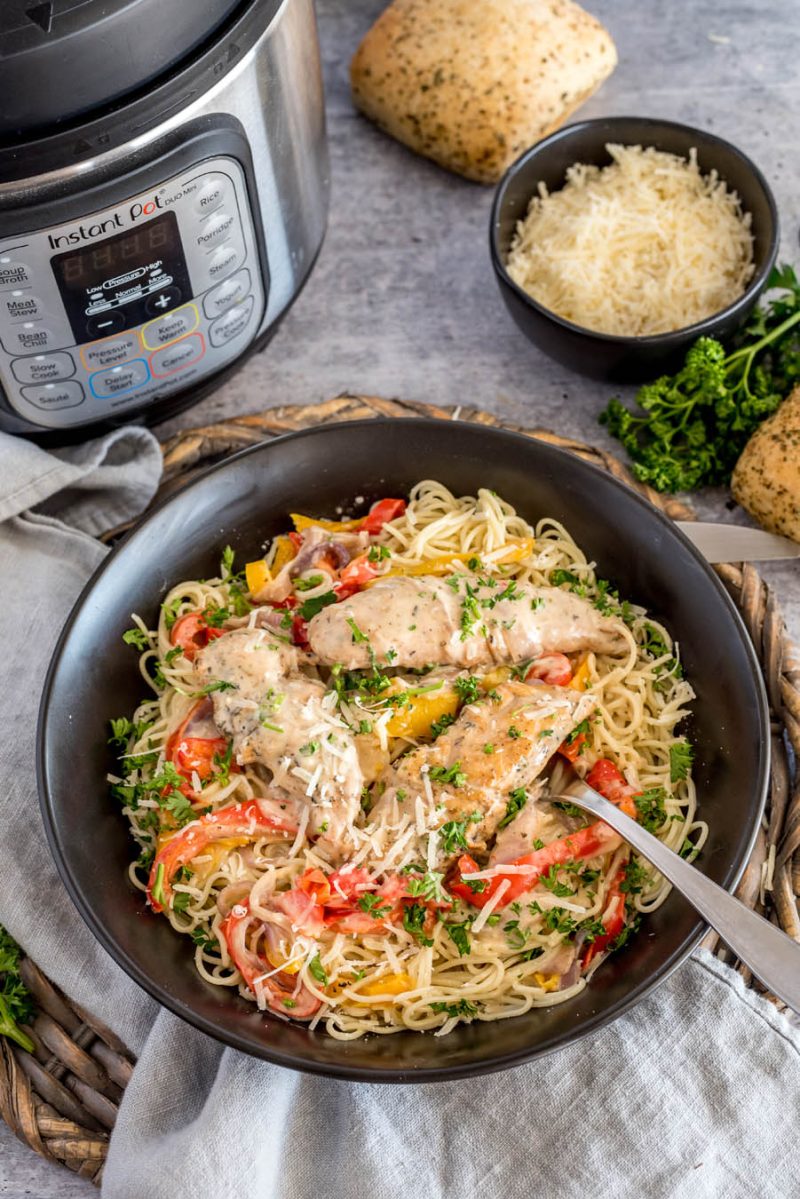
[
  {"x1": 350, "y1": 0, "x2": 617, "y2": 184},
  {"x1": 732, "y1": 386, "x2": 800, "y2": 542}
]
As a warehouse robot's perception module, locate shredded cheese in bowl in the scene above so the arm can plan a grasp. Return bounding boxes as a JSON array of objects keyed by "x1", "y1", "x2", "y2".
[{"x1": 505, "y1": 143, "x2": 754, "y2": 338}]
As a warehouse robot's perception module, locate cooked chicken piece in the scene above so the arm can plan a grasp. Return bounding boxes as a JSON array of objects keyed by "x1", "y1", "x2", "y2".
[
  {"x1": 306, "y1": 574, "x2": 627, "y2": 669},
  {"x1": 368, "y1": 680, "x2": 594, "y2": 865},
  {"x1": 196, "y1": 628, "x2": 366, "y2": 856},
  {"x1": 489, "y1": 781, "x2": 546, "y2": 864}
]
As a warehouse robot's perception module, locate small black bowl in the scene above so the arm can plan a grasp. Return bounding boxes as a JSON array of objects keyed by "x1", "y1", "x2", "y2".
[
  {"x1": 490, "y1": 116, "x2": 779, "y2": 382},
  {"x1": 38, "y1": 419, "x2": 769, "y2": 1081}
]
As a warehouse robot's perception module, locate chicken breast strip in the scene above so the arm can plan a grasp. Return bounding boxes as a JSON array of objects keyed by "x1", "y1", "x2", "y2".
[
  {"x1": 306, "y1": 574, "x2": 627, "y2": 669},
  {"x1": 367, "y1": 679, "x2": 595, "y2": 869},
  {"x1": 196, "y1": 628, "x2": 365, "y2": 855}
]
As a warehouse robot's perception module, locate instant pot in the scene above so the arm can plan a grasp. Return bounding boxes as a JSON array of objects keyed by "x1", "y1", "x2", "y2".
[{"x1": 0, "y1": 0, "x2": 329, "y2": 438}]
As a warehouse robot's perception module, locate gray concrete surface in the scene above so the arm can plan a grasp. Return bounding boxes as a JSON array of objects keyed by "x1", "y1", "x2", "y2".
[{"x1": 3, "y1": 0, "x2": 799, "y2": 1194}]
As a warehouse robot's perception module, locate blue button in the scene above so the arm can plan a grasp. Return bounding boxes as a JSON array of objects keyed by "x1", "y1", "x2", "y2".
[{"x1": 89, "y1": 358, "x2": 150, "y2": 398}]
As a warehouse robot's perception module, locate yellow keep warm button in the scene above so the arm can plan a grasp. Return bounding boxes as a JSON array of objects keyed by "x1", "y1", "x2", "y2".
[{"x1": 142, "y1": 302, "x2": 199, "y2": 350}]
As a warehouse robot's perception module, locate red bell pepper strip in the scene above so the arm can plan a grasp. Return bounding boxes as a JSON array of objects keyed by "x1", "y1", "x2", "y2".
[
  {"x1": 449, "y1": 819, "x2": 623, "y2": 910},
  {"x1": 582, "y1": 862, "x2": 629, "y2": 967},
  {"x1": 220, "y1": 899, "x2": 321, "y2": 1020},
  {"x1": 170, "y1": 612, "x2": 225, "y2": 662},
  {"x1": 166, "y1": 697, "x2": 231, "y2": 794},
  {"x1": 335, "y1": 554, "x2": 378, "y2": 599},
  {"x1": 147, "y1": 799, "x2": 297, "y2": 913},
  {"x1": 585, "y1": 758, "x2": 638, "y2": 819},
  {"x1": 559, "y1": 730, "x2": 588, "y2": 764},
  {"x1": 361, "y1": 498, "x2": 406, "y2": 534},
  {"x1": 526, "y1": 653, "x2": 573, "y2": 687}
]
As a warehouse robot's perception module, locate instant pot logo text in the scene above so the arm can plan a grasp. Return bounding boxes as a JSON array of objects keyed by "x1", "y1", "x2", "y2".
[{"x1": 47, "y1": 192, "x2": 181, "y2": 249}]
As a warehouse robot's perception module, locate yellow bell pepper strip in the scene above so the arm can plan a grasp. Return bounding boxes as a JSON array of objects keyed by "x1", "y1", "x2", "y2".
[
  {"x1": 219, "y1": 899, "x2": 321, "y2": 1019},
  {"x1": 534, "y1": 972, "x2": 560, "y2": 993},
  {"x1": 360, "y1": 972, "x2": 414, "y2": 997},
  {"x1": 147, "y1": 799, "x2": 297, "y2": 913},
  {"x1": 385, "y1": 681, "x2": 460, "y2": 739},
  {"x1": 245, "y1": 559, "x2": 271, "y2": 594},
  {"x1": 569, "y1": 655, "x2": 592, "y2": 692},
  {"x1": 290, "y1": 513, "x2": 364, "y2": 533},
  {"x1": 271, "y1": 535, "x2": 296, "y2": 574},
  {"x1": 369, "y1": 538, "x2": 534, "y2": 584}
]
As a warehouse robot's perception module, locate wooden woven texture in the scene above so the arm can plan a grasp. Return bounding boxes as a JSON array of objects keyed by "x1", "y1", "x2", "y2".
[{"x1": 3, "y1": 394, "x2": 799, "y2": 1183}]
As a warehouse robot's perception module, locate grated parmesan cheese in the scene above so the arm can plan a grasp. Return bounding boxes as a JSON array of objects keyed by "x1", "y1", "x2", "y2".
[{"x1": 506, "y1": 144, "x2": 754, "y2": 337}]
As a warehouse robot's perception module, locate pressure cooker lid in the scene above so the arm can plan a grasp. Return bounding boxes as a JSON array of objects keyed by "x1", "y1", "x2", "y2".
[{"x1": 0, "y1": 0, "x2": 243, "y2": 138}]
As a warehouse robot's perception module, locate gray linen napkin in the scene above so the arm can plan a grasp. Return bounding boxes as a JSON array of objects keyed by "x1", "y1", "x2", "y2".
[{"x1": 0, "y1": 428, "x2": 798, "y2": 1199}]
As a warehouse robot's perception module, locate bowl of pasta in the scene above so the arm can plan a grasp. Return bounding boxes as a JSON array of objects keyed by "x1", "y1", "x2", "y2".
[{"x1": 38, "y1": 419, "x2": 769, "y2": 1080}]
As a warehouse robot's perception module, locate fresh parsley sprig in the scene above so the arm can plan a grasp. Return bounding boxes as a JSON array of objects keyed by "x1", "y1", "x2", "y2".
[{"x1": 600, "y1": 264, "x2": 800, "y2": 492}]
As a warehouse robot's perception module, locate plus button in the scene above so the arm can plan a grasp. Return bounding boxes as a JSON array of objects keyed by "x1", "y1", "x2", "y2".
[{"x1": 153, "y1": 294, "x2": 170, "y2": 311}]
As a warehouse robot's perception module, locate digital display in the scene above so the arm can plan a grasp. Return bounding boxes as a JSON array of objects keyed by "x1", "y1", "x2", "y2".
[{"x1": 51, "y1": 211, "x2": 192, "y2": 343}]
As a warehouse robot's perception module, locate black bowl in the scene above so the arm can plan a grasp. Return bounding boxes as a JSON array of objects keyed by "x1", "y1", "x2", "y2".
[
  {"x1": 38, "y1": 419, "x2": 769, "y2": 1081},
  {"x1": 490, "y1": 116, "x2": 780, "y2": 382}
]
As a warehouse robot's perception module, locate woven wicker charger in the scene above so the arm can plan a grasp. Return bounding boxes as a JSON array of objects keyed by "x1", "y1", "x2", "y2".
[{"x1": 2, "y1": 396, "x2": 799, "y2": 1186}]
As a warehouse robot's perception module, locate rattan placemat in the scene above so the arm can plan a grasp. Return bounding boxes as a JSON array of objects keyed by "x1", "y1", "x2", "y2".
[{"x1": 3, "y1": 396, "x2": 798, "y2": 1185}]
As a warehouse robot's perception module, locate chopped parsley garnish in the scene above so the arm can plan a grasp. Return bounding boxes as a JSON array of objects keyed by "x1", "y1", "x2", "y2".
[
  {"x1": 503, "y1": 920, "x2": 527, "y2": 950},
  {"x1": 346, "y1": 617, "x2": 370, "y2": 644},
  {"x1": 634, "y1": 787, "x2": 668, "y2": 833},
  {"x1": 642, "y1": 624, "x2": 671, "y2": 659},
  {"x1": 308, "y1": 954, "x2": 328, "y2": 986},
  {"x1": 529, "y1": 901, "x2": 577, "y2": 936},
  {"x1": 299, "y1": 740, "x2": 319, "y2": 756},
  {"x1": 483, "y1": 743, "x2": 495, "y2": 755},
  {"x1": 122, "y1": 626, "x2": 150, "y2": 650},
  {"x1": 161, "y1": 596, "x2": 184, "y2": 630},
  {"x1": 430, "y1": 999, "x2": 477, "y2": 1017},
  {"x1": 294, "y1": 573, "x2": 325, "y2": 592},
  {"x1": 454, "y1": 674, "x2": 481, "y2": 704},
  {"x1": 190, "y1": 927, "x2": 217, "y2": 951},
  {"x1": 680, "y1": 837, "x2": 701, "y2": 862},
  {"x1": 202, "y1": 603, "x2": 229, "y2": 628},
  {"x1": 670, "y1": 740, "x2": 694, "y2": 783},
  {"x1": 464, "y1": 878, "x2": 488, "y2": 894},
  {"x1": 439, "y1": 819, "x2": 473, "y2": 855},
  {"x1": 621, "y1": 859, "x2": 649, "y2": 896},
  {"x1": 163, "y1": 791, "x2": 195, "y2": 827},
  {"x1": 497, "y1": 787, "x2": 527, "y2": 830},
  {"x1": 195, "y1": 680, "x2": 237, "y2": 696},
  {"x1": 368, "y1": 544, "x2": 391, "y2": 563},
  {"x1": 565, "y1": 718, "x2": 590, "y2": 746},
  {"x1": 507, "y1": 725, "x2": 522, "y2": 740},
  {"x1": 459, "y1": 582, "x2": 481, "y2": 641},
  {"x1": 357, "y1": 893, "x2": 391, "y2": 918},
  {"x1": 402, "y1": 903, "x2": 433, "y2": 946},
  {"x1": 540, "y1": 864, "x2": 574, "y2": 898},
  {"x1": 530, "y1": 597, "x2": 544, "y2": 610},
  {"x1": 549, "y1": 568, "x2": 584, "y2": 593},
  {"x1": 298, "y1": 591, "x2": 337, "y2": 621},
  {"x1": 445, "y1": 921, "x2": 471, "y2": 957},
  {"x1": 430, "y1": 713, "x2": 456, "y2": 739},
  {"x1": 406, "y1": 871, "x2": 447, "y2": 904},
  {"x1": 108, "y1": 716, "x2": 153, "y2": 747},
  {"x1": 220, "y1": 545, "x2": 235, "y2": 577},
  {"x1": 428, "y1": 761, "x2": 467, "y2": 788}
]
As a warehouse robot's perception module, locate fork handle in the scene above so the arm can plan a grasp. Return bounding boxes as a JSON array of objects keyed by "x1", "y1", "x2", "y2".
[{"x1": 565, "y1": 781, "x2": 800, "y2": 1014}]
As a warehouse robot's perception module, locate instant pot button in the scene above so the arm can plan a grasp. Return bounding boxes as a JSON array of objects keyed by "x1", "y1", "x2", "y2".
[
  {"x1": 209, "y1": 295, "x2": 255, "y2": 348},
  {"x1": 142, "y1": 303, "x2": 199, "y2": 350},
  {"x1": 195, "y1": 211, "x2": 237, "y2": 251},
  {"x1": 81, "y1": 333, "x2": 140, "y2": 371},
  {"x1": 21, "y1": 380, "x2": 84, "y2": 411},
  {"x1": 89, "y1": 359, "x2": 150, "y2": 399},
  {"x1": 205, "y1": 242, "x2": 242, "y2": 285},
  {"x1": 86, "y1": 310, "x2": 126, "y2": 339},
  {"x1": 0, "y1": 261, "x2": 32, "y2": 290},
  {"x1": 1, "y1": 292, "x2": 45, "y2": 323},
  {"x1": 203, "y1": 269, "x2": 251, "y2": 319},
  {"x1": 150, "y1": 333, "x2": 205, "y2": 377},
  {"x1": 193, "y1": 177, "x2": 230, "y2": 216},
  {"x1": 4, "y1": 323, "x2": 58, "y2": 354},
  {"x1": 12, "y1": 352, "x2": 75, "y2": 384},
  {"x1": 145, "y1": 285, "x2": 182, "y2": 317}
]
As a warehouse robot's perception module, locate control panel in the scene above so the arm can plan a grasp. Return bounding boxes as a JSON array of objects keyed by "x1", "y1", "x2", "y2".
[{"x1": 0, "y1": 156, "x2": 266, "y2": 428}]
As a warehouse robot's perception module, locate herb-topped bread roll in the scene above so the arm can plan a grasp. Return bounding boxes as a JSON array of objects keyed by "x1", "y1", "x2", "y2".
[
  {"x1": 350, "y1": 0, "x2": 617, "y2": 184},
  {"x1": 732, "y1": 386, "x2": 800, "y2": 542}
]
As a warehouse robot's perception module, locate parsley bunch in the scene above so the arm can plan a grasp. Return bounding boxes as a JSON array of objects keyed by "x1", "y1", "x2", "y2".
[
  {"x1": 600, "y1": 265, "x2": 800, "y2": 492},
  {"x1": 0, "y1": 926, "x2": 34, "y2": 1052}
]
